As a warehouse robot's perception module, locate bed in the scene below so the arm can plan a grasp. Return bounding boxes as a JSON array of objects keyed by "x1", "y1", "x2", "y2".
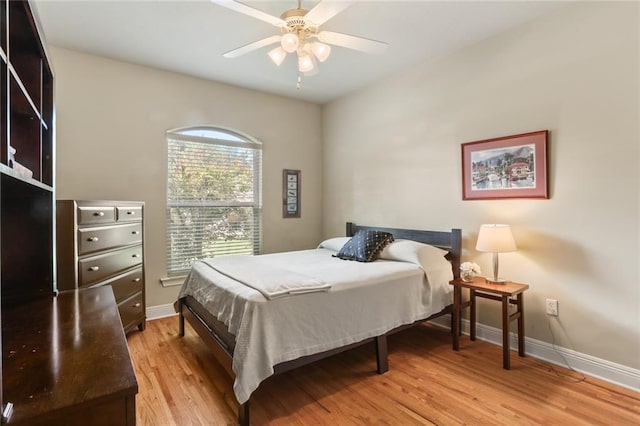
[{"x1": 175, "y1": 222, "x2": 462, "y2": 425}]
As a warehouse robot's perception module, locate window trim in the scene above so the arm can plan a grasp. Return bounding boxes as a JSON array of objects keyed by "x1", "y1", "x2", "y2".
[{"x1": 166, "y1": 125, "x2": 263, "y2": 276}]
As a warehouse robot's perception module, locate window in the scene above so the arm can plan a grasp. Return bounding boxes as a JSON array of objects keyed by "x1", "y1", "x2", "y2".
[{"x1": 166, "y1": 126, "x2": 262, "y2": 276}]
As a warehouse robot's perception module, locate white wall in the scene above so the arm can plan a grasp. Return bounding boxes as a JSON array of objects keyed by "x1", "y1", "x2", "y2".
[
  {"x1": 322, "y1": 2, "x2": 639, "y2": 369},
  {"x1": 51, "y1": 47, "x2": 323, "y2": 307}
]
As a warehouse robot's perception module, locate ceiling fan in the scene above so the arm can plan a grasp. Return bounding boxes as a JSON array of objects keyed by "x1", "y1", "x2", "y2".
[{"x1": 211, "y1": 0, "x2": 388, "y2": 85}]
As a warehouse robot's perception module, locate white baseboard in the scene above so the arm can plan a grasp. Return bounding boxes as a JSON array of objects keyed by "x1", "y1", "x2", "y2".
[
  {"x1": 147, "y1": 303, "x2": 178, "y2": 320},
  {"x1": 429, "y1": 315, "x2": 640, "y2": 393}
]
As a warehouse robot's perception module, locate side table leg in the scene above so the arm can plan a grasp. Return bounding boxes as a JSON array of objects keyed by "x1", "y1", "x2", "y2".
[
  {"x1": 502, "y1": 295, "x2": 510, "y2": 370},
  {"x1": 453, "y1": 286, "x2": 461, "y2": 351},
  {"x1": 470, "y1": 289, "x2": 476, "y2": 341},
  {"x1": 517, "y1": 293, "x2": 525, "y2": 357}
]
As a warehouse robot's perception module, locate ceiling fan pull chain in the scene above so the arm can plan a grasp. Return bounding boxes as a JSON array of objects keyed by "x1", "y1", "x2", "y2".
[{"x1": 297, "y1": 74, "x2": 302, "y2": 90}]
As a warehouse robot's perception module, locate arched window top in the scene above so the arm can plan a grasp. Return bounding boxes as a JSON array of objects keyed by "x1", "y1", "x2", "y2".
[{"x1": 167, "y1": 125, "x2": 262, "y2": 149}]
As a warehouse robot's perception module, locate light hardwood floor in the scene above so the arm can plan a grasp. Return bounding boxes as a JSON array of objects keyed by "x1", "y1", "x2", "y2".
[{"x1": 127, "y1": 317, "x2": 640, "y2": 425}]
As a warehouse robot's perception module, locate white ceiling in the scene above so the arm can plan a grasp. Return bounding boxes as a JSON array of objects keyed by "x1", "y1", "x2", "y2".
[{"x1": 33, "y1": 0, "x2": 567, "y2": 104}]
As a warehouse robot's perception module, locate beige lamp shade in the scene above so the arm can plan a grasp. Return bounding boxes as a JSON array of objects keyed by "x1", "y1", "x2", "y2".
[
  {"x1": 476, "y1": 224, "x2": 517, "y2": 253},
  {"x1": 476, "y1": 224, "x2": 516, "y2": 284}
]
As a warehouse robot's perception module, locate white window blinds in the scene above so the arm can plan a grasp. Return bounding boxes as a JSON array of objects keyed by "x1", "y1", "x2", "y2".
[{"x1": 166, "y1": 127, "x2": 262, "y2": 276}]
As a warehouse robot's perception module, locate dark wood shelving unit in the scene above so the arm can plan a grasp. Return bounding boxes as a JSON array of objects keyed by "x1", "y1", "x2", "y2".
[
  {"x1": 1, "y1": 0, "x2": 54, "y2": 303},
  {"x1": 0, "y1": 0, "x2": 55, "y2": 421}
]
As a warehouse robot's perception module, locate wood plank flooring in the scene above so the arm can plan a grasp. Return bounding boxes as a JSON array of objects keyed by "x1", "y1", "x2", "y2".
[{"x1": 127, "y1": 317, "x2": 640, "y2": 425}]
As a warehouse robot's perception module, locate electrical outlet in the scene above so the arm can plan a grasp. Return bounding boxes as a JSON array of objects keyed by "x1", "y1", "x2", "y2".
[{"x1": 546, "y1": 299, "x2": 558, "y2": 316}]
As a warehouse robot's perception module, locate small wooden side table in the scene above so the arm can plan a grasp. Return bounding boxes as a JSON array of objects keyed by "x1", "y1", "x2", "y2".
[{"x1": 450, "y1": 276, "x2": 529, "y2": 369}]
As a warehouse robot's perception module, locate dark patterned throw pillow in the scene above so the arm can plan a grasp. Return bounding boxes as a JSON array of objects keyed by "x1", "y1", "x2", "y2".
[{"x1": 333, "y1": 230, "x2": 395, "y2": 262}]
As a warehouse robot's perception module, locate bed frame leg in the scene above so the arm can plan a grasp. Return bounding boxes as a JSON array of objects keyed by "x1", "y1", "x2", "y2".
[
  {"x1": 178, "y1": 303, "x2": 185, "y2": 337},
  {"x1": 375, "y1": 335, "x2": 389, "y2": 374},
  {"x1": 238, "y1": 401, "x2": 249, "y2": 426}
]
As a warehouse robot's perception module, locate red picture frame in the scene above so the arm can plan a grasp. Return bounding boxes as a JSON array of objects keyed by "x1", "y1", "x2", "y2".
[{"x1": 461, "y1": 130, "x2": 548, "y2": 200}]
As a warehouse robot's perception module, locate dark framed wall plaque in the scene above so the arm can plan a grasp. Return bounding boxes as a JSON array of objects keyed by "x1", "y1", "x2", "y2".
[{"x1": 283, "y1": 169, "x2": 301, "y2": 218}]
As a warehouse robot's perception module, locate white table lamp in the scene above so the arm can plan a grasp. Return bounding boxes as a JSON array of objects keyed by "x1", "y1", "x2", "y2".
[{"x1": 476, "y1": 224, "x2": 517, "y2": 284}]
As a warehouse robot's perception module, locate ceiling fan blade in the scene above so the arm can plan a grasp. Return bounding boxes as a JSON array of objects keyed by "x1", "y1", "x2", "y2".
[
  {"x1": 223, "y1": 35, "x2": 282, "y2": 58},
  {"x1": 211, "y1": 0, "x2": 286, "y2": 27},
  {"x1": 317, "y1": 31, "x2": 388, "y2": 55},
  {"x1": 304, "y1": 0, "x2": 355, "y2": 26}
]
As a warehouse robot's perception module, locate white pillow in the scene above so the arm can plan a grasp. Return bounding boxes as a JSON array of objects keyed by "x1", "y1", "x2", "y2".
[
  {"x1": 317, "y1": 237, "x2": 351, "y2": 252},
  {"x1": 379, "y1": 239, "x2": 453, "y2": 286},
  {"x1": 379, "y1": 239, "x2": 448, "y2": 270}
]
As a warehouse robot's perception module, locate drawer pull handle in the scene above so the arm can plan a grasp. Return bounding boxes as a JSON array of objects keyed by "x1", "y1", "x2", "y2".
[
  {"x1": 89, "y1": 266, "x2": 100, "y2": 271},
  {"x1": 127, "y1": 211, "x2": 135, "y2": 215},
  {"x1": 88, "y1": 237, "x2": 99, "y2": 242},
  {"x1": 132, "y1": 254, "x2": 140, "y2": 258},
  {"x1": 132, "y1": 278, "x2": 141, "y2": 282},
  {"x1": 133, "y1": 303, "x2": 141, "y2": 308},
  {"x1": 131, "y1": 231, "x2": 140, "y2": 235},
  {"x1": 94, "y1": 211, "x2": 105, "y2": 217}
]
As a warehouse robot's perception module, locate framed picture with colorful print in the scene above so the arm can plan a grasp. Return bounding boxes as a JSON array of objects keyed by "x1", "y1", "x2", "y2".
[
  {"x1": 283, "y1": 169, "x2": 301, "y2": 218},
  {"x1": 461, "y1": 130, "x2": 548, "y2": 200}
]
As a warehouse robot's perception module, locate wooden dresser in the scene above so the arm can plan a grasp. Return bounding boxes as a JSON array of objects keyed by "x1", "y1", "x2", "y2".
[
  {"x1": 3, "y1": 286, "x2": 138, "y2": 425},
  {"x1": 57, "y1": 200, "x2": 146, "y2": 333}
]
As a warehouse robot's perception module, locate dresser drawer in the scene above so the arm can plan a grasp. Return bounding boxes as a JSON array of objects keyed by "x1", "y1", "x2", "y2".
[
  {"x1": 116, "y1": 206, "x2": 143, "y2": 223},
  {"x1": 78, "y1": 223, "x2": 142, "y2": 255},
  {"x1": 78, "y1": 245, "x2": 143, "y2": 286},
  {"x1": 118, "y1": 293, "x2": 144, "y2": 329},
  {"x1": 77, "y1": 205, "x2": 116, "y2": 225},
  {"x1": 109, "y1": 268, "x2": 143, "y2": 303}
]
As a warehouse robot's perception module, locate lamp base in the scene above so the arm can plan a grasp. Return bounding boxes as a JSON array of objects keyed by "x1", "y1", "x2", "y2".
[{"x1": 485, "y1": 277, "x2": 507, "y2": 285}]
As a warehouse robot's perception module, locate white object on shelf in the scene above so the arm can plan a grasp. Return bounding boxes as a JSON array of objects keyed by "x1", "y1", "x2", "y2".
[
  {"x1": 12, "y1": 160, "x2": 33, "y2": 179},
  {"x1": 9, "y1": 145, "x2": 16, "y2": 168}
]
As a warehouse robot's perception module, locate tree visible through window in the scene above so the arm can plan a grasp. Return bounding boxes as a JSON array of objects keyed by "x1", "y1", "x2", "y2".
[{"x1": 166, "y1": 127, "x2": 262, "y2": 276}]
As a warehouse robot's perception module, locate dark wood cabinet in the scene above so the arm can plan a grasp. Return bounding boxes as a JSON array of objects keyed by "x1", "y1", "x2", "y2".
[
  {"x1": 2, "y1": 286, "x2": 138, "y2": 425},
  {"x1": 57, "y1": 200, "x2": 146, "y2": 333},
  {"x1": 0, "y1": 0, "x2": 56, "y2": 420},
  {"x1": 1, "y1": 0, "x2": 55, "y2": 302}
]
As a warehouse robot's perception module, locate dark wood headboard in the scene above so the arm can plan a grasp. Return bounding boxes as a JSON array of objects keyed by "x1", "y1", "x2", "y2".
[{"x1": 346, "y1": 222, "x2": 462, "y2": 279}]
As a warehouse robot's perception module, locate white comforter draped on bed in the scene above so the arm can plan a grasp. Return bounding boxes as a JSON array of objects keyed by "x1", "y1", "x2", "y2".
[
  {"x1": 178, "y1": 248, "x2": 453, "y2": 404},
  {"x1": 201, "y1": 256, "x2": 331, "y2": 299}
]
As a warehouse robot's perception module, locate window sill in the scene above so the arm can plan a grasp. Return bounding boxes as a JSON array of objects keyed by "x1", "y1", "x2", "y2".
[{"x1": 160, "y1": 275, "x2": 187, "y2": 288}]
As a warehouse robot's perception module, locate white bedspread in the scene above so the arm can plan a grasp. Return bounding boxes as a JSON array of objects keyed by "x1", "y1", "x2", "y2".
[
  {"x1": 202, "y1": 256, "x2": 330, "y2": 299},
  {"x1": 177, "y1": 248, "x2": 453, "y2": 404}
]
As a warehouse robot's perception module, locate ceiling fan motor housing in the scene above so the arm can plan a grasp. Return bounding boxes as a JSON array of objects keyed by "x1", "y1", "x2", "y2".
[{"x1": 280, "y1": 8, "x2": 318, "y2": 41}]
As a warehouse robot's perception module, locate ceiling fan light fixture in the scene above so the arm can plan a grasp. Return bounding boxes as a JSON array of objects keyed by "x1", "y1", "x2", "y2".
[
  {"x1": 214, "y1": 0, "x2": 388, "y2": 86},
  {"x1": 281, "y1": 32, "x2": 299, "y2": 53},
  {"x1": 304, "y1": 55, "x2": 319, "y2": 76},
  {"x1": 311, "y1": 41, "x2": 331, "y2": 62},
  {"x1": 297, "y1": 52, "x2": 315, "y2": 73},
  {"x1": 268, "y1": 46, "x2": 287, "y2": 66}
]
